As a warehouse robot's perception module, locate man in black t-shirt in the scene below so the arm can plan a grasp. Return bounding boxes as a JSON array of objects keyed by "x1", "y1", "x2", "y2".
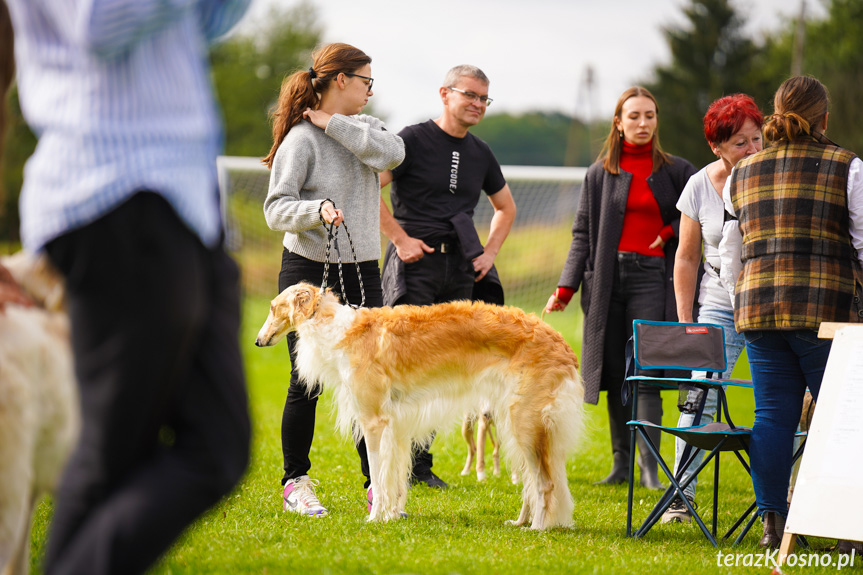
[{"x1": 379, "y1": 65, "x2": 516, "y2": 488}]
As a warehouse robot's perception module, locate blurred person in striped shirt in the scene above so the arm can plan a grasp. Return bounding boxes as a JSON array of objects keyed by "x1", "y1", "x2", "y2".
[{"x1": 4, "y1": 2, "x2": 252, "y2": 573}]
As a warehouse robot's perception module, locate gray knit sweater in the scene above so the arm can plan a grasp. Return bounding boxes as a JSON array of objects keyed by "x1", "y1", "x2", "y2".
[{"x1": 264, "y1": 114, "x2": 405, "y2": 262}]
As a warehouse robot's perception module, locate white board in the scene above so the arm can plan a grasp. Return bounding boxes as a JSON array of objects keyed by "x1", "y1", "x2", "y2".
[{"x1": 784, "y1": 325, "x2": 863, "y2": 541}]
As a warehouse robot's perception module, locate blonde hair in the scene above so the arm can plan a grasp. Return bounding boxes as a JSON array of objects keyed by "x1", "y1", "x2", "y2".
[
  {"x1": 763, "y1": 76, "x2": 829, "y2": 143},
  {"x1": 599, "y1": 86, "x2": 671, "y2": 174},
  {"x1": 262, "y1": 43, "x2": 371, "y2": 169}
]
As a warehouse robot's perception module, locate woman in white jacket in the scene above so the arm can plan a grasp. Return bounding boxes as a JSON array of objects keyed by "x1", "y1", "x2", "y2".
[{"x1": 262, "y1": 43, "x2": 405, "y2": 518}]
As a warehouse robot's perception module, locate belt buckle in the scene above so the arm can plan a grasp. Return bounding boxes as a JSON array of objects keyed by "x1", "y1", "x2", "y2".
[{"x1": 440, "y1": 242, "x2": 450, "y2": 254}]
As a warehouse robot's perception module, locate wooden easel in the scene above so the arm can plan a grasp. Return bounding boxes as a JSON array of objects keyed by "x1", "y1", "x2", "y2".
[{"x1": 777, "y1": 323, "x2": 863, "y2": 567}]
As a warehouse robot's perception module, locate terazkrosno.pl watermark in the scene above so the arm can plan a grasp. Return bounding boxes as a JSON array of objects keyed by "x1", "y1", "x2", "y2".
[{"x1": 716, "y1": 548, "x2": 856, "y2": 570}]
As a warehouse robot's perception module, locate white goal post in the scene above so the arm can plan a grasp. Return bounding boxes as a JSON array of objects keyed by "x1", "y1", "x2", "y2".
[{"x1": 217, "y1": 155, "x2": 585, "y2": 312}]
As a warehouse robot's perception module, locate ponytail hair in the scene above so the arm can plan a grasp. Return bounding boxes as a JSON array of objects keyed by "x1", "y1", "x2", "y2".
[
  {"x1": 262, "y1": 42, "x2": 371, "y2": 169},
  {"x1": 763, "y1": 75, "x2": 829, "y2": 144}
]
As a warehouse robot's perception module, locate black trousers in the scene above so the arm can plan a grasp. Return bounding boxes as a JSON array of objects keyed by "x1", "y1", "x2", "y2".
[
  {"x1": 602, "y1": 252, "x2": 665, "y2": 464},
  {"x1": 397, "y1": 248, "x2": 475, "y2": 306},
  {"x1": 43, "y1": 193, "x2": 250, "y2": 575},
  {"x1": 277, "y1": 249, "x2": 382, "y2": 487}
]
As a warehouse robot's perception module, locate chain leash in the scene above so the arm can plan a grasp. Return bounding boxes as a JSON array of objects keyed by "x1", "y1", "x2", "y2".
[{"x1": 320, "y1": 200, "x2": 365, "y2": 309}]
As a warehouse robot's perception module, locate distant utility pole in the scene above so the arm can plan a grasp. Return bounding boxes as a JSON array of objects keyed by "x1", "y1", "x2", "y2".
[
  {"x1": 565, "y1": 65, "x2": 597, "y2": 167},
  {"x1": 792, "y1": 0, "x2": 806, "y2": 75}
]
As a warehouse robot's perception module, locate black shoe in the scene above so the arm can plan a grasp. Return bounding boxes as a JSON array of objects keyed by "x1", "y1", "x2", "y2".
[{"x1": 411, "y1": 471, "x2": 449, "y2": 489}]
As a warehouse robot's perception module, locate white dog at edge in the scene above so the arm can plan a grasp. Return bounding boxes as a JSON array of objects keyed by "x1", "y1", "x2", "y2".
[
  {"x1": 0, "y1": 252, "x2": 78, "y2": 575},
  {"x1": 255, "y1": 282, "x2": 584, "y2": 529}
]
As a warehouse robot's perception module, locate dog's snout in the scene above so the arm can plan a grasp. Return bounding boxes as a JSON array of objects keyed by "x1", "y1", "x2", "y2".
[{"x1": 254, "y1": 339, "x2": 264, "y2": 347}]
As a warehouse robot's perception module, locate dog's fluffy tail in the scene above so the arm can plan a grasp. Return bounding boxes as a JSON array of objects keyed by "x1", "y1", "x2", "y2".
[{"x1": 541, "y1": 369, "x2": 585, "y2": 528}]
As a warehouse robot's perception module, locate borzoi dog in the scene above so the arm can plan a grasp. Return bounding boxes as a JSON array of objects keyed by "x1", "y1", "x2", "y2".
[
  {"x1": 255, "y1": 282, "x2": 584, "y2": 529},
  {"x1": 0, "y1": 252, "x2": 78, "y2": 575}
]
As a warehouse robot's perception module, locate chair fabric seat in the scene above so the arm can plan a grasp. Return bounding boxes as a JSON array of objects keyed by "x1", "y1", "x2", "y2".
[{"x1": 626, "y1": 420, "x2": 752, "y2": 452}]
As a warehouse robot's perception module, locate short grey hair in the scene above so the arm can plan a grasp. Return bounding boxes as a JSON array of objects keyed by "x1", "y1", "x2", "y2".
[{"x1": 442, "y1": 65, "x2": 489, "y2": 88}]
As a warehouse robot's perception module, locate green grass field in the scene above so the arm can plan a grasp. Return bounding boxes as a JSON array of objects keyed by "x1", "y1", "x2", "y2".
[{"x1": 25, "y1": 296, "x2": 849, "y2": 575}]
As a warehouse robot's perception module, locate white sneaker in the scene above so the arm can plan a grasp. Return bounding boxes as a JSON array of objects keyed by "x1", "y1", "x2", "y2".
[{"x1": 283, "y1": 476, "x2": 328, "y2": 517}]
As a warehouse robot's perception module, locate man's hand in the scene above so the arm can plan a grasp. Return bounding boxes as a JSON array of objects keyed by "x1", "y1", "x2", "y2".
[
  {"x1": 395, "y1": 237, "x2": 434, "y2": 263},
  {"x1": 472, "y1": 251, "x2": 495, "y2": 282}
]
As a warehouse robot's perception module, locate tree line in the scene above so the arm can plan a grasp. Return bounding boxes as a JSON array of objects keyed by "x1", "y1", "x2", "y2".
[{"x1": 2, "y1": 0, "x2": 861, "y2": 242}]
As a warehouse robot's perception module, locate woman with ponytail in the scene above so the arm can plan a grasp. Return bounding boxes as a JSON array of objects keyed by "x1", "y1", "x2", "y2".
[
  {"x1": 727, "y1": 75, "x2": 863, "y2": 547},
  {"x1": 262, "y1": 42, "x2": 404, "y2": 518},
  {"x1": 544, "y1": 87, "x2": 695, "y2": 489}
]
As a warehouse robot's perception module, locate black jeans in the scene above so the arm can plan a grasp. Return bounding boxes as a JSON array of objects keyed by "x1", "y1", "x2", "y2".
[
  {"x1": 604, "y1": 252, "x2": 667, "y2": 398},
  {"x1": 43, "y1": 193, "x2": 250, "y2": 575},
  {"x1": 396, "y1": 248, "x2": 475, "y2": 306},
  {"x1": 277, "y1": 248, "x2": 382, "y2": 487}
]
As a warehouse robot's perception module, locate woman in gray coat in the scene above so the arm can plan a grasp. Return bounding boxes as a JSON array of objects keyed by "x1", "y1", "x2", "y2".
[{"x1": 546, "y1": 86, "x2": 695, "y2": 488}]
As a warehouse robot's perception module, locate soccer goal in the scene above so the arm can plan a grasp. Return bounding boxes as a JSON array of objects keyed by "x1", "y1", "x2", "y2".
[{"x1": 217, "y1": 156, "x2": 585, "y2": 313}]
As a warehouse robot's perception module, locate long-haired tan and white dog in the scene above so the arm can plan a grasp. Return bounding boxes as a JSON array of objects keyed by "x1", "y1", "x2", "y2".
[
  {"x1": 0, "y1": 252, "x2": 78, "y2": 575},
  {"x1": 255, "y1": 281, "x2": 584, "y2": 529}
]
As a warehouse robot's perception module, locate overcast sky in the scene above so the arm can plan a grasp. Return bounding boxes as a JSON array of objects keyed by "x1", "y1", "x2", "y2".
[{"x1": 242, "y1": 0, "x2": 825, "y2": 132}]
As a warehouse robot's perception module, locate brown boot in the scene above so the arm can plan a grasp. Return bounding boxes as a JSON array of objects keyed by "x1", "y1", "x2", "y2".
[{"x1": 759, "y1": 511, "x2": 785, "y2": 548}]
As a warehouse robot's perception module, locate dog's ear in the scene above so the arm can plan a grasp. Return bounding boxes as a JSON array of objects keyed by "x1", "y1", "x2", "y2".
[{"x1": 289, "y1": 284, "x2": 319, "y2": 325}]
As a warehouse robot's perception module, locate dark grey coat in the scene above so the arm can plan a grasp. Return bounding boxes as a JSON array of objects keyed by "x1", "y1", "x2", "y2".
[{"x1": 558, "y1": 156, "x2": 696, "y2": 404}]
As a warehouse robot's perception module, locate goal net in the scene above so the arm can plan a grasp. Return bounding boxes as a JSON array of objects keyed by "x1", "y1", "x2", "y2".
[{"x1": 217, "y1": 156, "x2": 585, "y2": 315}]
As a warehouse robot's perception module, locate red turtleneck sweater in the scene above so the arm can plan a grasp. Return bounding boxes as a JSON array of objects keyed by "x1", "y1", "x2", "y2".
[
  {"x1": 617, "y1": 140, "x2": 672, "y2": 255},
  {"x1": 554, "y1": 140, "x2": 672, "y2": 305}
]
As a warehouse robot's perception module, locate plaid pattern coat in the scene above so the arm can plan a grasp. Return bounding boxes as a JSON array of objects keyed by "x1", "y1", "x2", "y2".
[{"x1": 730, "y1": 138, "x2": 858, "y2": 331}]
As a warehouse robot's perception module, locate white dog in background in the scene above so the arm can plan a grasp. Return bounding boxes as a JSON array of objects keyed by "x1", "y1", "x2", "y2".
[
  {"x1": 255, "y1": 282, "x2": 584, "y2": 530},
  {"x1": 0, "y1": 252, "x2": 79, "y2": 575}
]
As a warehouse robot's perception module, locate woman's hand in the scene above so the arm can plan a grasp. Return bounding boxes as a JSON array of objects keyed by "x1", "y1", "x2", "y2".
[
  {"x1": 319, "y1": 200, "x2": 344, "y2": 227},
  {"x1": 303, "y1": 108, "x2": 332, "y2": 130},
  {"x1": 544, "y1": 293, "x2": 567, "y2": 313},
  {"x1": 649, "y1": 234, "x2": 666, "y2": 250}
]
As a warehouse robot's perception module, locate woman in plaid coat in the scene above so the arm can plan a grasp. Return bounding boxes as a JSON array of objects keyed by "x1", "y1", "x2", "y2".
[{"x1": 728, "y1": 75, "x2": 863, "y2": 548}]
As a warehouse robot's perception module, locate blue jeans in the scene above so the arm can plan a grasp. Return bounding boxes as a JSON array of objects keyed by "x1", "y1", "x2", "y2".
[
  {"x1": 672, "y1": 305, "x2": 746, "y2": 500},
  {"x1": 746, "y1": 330, "x2": 830, "y2": 517}
]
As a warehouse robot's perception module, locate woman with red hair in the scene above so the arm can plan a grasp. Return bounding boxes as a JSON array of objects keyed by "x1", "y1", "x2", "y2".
[{"x1": 661, "y1": 94, "x2": 764, "y2": 524}]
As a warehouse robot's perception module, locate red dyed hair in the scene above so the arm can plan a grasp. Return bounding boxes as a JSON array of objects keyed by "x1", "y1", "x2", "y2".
[{"x1": 703, "y1": 94, "x2": 764, "y2": 145}]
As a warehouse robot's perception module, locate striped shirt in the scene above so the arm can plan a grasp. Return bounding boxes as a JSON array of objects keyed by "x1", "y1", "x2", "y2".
[{"x1": 7, "y1": 0, "x2": 251, "y2": 251}]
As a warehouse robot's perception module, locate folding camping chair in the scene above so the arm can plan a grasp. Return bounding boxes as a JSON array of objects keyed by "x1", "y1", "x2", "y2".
[{"x1": 623, "y1": 320, "x2": 756, "y2": 547}]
